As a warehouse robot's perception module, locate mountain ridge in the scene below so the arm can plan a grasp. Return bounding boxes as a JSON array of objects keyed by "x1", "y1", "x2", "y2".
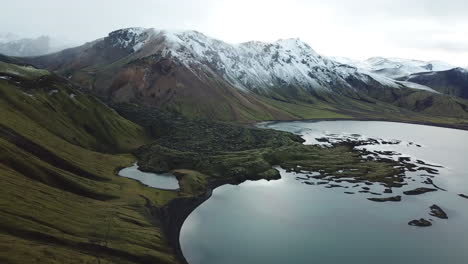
[
  {"x1": 331, "y1": 56, "x2": 456, "y2": 79},
  {"x1": 398, "y1": 68, "x2": 468, "y2": 99},
  {"x1": 19, "y1": 27, "x2": 468, "y2": 123}
]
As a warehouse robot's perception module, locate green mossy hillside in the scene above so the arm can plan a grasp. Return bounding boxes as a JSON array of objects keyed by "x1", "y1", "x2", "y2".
[
  {"x1": 0, "y1": 62, "x2": 188, "y2": 263},
  {"x1": 0, "y1": 61, "x2": 150, "y2": 153}
]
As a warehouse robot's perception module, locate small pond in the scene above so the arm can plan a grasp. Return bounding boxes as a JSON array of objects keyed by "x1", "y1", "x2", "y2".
[{"x1": 118, "y1": 162, "x2": 179, "y2": 190}]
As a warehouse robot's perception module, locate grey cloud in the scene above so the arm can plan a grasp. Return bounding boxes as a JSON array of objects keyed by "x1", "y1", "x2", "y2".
[{"x1": 0, "y1": 0, "x2": 466, "y2": 64}]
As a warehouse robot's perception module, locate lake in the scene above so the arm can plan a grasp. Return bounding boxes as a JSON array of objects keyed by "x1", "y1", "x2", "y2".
[
  {"x1": 180, "y1": 121, "x2": 468, "y2": 264},
  {"x1": 118, "y1": 162, "x2": 179, "y2": 190}
]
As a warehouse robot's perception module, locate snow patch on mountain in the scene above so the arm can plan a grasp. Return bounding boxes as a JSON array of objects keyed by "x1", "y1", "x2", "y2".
[
  {"x1": 395, "y1": 81, "x2": 438, "y2": 92},
  {"x1": 106, "y1": 28, "x2": 437, "y2": 93},
  {"x1": 107, "y1": 27, "x2": 153, "y2": 52},
  {"x1": 332, "y1": 56, "x2": 456, "y2": 79}
]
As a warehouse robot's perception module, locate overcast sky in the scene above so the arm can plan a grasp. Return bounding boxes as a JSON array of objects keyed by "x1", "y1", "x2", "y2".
[{"x1": 2, "y1": 0, "x2": 467, "y2": 65}]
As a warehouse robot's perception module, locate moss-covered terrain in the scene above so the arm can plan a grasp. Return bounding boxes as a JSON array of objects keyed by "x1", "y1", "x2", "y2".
[{"x1": 0, "y1": 62, "x2": 189, "y2": 263}]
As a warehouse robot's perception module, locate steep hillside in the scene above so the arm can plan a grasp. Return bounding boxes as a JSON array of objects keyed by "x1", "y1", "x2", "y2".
[
  {"x1": 0, "y1": 60, "x2": 149, "y2": 152},
  {"x1": 398, "y1": 68, "x2": 468, "y2": 99},
  {"x1": 0, "y1": 60, "x2": 191, "y2": 263}
]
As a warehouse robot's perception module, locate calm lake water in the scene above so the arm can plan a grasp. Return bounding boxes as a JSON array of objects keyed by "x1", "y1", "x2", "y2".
[
  {"x1": 118, "y1": 162, "x2": 179, "y2": 190},
  {"x1": 180, "y1": 121, "x2": 468, "y2": 264}
]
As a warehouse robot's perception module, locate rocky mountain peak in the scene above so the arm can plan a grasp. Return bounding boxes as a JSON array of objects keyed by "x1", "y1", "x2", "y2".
[{"x1": 106, "y1": 27, "x2": 153, "y2": 51}]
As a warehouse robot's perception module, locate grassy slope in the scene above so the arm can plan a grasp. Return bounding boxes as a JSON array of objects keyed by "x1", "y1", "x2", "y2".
[
  {"x1": 0, "y1": 62, "x2": 150, "y2": 153},
  {"x1": 0, "y1": 128, "x2": 182, "y2": 264},
  {"x1": 0, "y1": 63, "x2": 195, "y2": 263}
]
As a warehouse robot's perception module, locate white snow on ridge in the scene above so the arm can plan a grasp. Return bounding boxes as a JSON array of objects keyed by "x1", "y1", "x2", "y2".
[
  {"x1": 108, "y1": 27, "x2": 152, "y2": 52},
  {"x1": 332, "y1": 56, "x2": 456, "y2": 79},
  {"x1": 395, "y1": 81, "x2": 438, "y2": 93},
  {"x1": 107, "y1": 28, "x2": 439, "y2": 93}
]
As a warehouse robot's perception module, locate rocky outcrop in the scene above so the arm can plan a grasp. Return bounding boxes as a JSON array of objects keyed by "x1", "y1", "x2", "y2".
[
  {"x1": 367, "y1": 196, "x2": 402, "y2": 202},
  {"x1": 408, "y1": 218, "x2": 432, "y2": 227},
  {"x1": 429, "y1": 204, "x2": 448, "y2": 219},
  {"x1": 403, "y1": 187, "x2": 437, "y2": 195}
]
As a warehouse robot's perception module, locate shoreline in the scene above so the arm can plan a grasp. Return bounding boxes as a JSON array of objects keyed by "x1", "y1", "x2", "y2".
[
  {"x1": 160, "y1": 176, "x2": 255, "y2": 264},
  {"x1": 253, "y1": 117, "x2": 468, "y2": 131},
  {"x1": 157, "y1": 118, "x2": 468, "y2": 264}
]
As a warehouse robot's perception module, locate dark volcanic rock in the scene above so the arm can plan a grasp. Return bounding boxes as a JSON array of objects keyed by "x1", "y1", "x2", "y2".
[
  {"x1": 311, "y1": 175, "x2": 326, "y2": 179},
  {"x1": 367, "y1": 195, "x2": 402, "y2": 202},
  {"x1": 296, "y1": 176, "x2": 309, "y2": 180},
  {"x1": 344, "y1": 192, "x2": 355, "y2": 194},
  {"x1": 399, "y1": 157, "x2": 411, "y2": 162},
  {"x1": 303, "y1": 182, "x2": 315, "y2": 185},
  {"x1": 416, "y1": 160, "x2": 443, "y2": 168},
  {"x1": 459, "y1": 194, "x2": 468, "y2": 199},
  {"x1": 422, "y1": 178, "x2": 447, "y2": 191},
  {"x1": 408, "y1": 218, "x2": 432, "y2": 227},
  {"x1": 417, "y1": 167, "x2": 439, "y2": 175},
  {"x1": 325, "y1": 184, "x2": 343, "y2": 189},
  {"x1": 403, "y1": 187, "x2": 437, "y2": 195},
  {"x1": 429, "y1": 204, "x2": 448, "y2": 219},
  {"x1": 384, "y1": 188, "x2": 393, "y2": 193}
]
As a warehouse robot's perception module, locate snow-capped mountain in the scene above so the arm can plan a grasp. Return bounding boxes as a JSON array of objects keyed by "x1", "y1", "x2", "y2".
[
  {"x1": 0, "y1": 36, "x2": 51, "y2": 56},
  {"x1": 95, "y1": 28, "x2": 432, "y2": 94},
  {"x1": 332, "y1": 56, "x2": 456, "y2": 79},
  {"x1": 26, "y1": 27, "x2": 456, "y2": 121},
  {"x1": 0, "y1": 33, "x2": 20, "y2": 43},
  {"x1": 0, "y1": 34, "x2": 72, "y2": 57}
]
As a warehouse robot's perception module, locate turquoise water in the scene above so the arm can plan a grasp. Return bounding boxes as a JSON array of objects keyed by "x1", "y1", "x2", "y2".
[
  {"x1": 180, "y1": 121, "x2": 468, "y2": 264},
  {"x1": 118, "y1": 162, "x2": 179, "y2": 190}
]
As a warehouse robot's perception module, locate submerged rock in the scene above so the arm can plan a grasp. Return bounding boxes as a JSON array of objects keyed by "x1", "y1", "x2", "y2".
[
  {"x1": 408, "y1": 218, "x2": 432, "y2": 227},
  {"x1": 417, "y1": 167, "x2": 439, "y2": 175},
  {"x1": 416, "y1": 160, "x2": 443, "y2": 168},
  {"x1": 403, "y1": 187, "x2": 437, "y2": 195},
  {"x1": 384, "y1": 188, "x2": 393, "y2": 193},
  {"x1": 429, "y1": 204, "x2": 448, "y2": 219},
  {"x1": 296, "y1": 176, "x2": 309, "y2": 181},
  {"x1": 367, "y1": 196, "x2": 402, "y2": 202},
  {"x1": 325, "y1": 184, "x2": 343, "y2": 188}
]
